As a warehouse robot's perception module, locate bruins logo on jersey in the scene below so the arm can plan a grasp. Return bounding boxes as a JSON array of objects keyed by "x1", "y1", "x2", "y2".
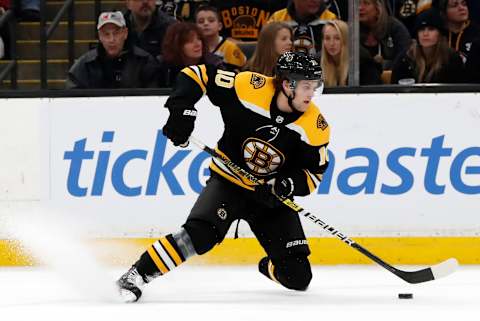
[
  {"x1": 242, "y1": 138, "x2": 284, "y2": 176},
  {"x1": 317, "y1": 114, "x2": 328, "y2": 130},
  {"x1": 250, "y1": 74, "x2": 266, "y2": 89}
]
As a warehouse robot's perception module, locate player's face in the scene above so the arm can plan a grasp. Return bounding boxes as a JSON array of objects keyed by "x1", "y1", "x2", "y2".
[
  {"x1": 126, "y1": 0, "x2": 156, "y2": 19},
  {"x1": 446, "y1": 0, "x2": 469, "y2": 24},
  {"x1": 291, "y1": 80, "x2": 320, "y2": 112},
  {"x1": 359, "y1": 0, "x2": 378, "y2": 24},
  {"x1": 418, "y1": 27, "x2": 440, "y2": 48},
  {"x1": 183, "y1": 32, "x2": 203, "y2": 63},
  {"x1": 196, "y1": 10, "x2": 222, "y2": 38},
  {"x1": 323, "y1": 24, "x2": 342, "y2": 57},
  {"x1": 98, "y1": 24, "x2": 128, "y2": 58},
  {"x1": 274, "y1": 28, "x2": 293, "y2": 55}
]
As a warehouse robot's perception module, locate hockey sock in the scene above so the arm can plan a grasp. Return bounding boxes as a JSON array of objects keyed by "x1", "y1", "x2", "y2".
[{"x1": 135, "y1": 229, "x2": 196, "y2": 280}]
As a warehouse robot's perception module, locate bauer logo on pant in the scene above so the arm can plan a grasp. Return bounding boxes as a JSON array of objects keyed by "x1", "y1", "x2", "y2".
[
  {"x1": 286, "y1": 240, "x2": 308, "y2": 248},
  {"x1": 217, "y1": 207, "x2": 228, "y2": 220}
]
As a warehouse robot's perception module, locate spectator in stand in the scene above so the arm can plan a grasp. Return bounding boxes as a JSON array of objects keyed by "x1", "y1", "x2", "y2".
[
  {"x1": 195, "y1": 5, "x2": 247, "y2": 71},
  {"x1": 158, "y1": 22, "x2": 223, "y2": 87},
  {"x1": 268, "y1": 0, "x2": 337, "y2": 57},
  {"x1": 360, "y1": 0, "x2": 412, "y2": 70},
  {"x1": 66, "y1": 11, "x2": 159, "y2": 89},
  {"x1": 209, "y1": 0, "x2": 288, "y2": 42},
  {"x1": 124, "y1": 0, "x2": 176, "y2": 57},
  {"x1": 243, "y1": 22, "x2": 293, "y2": 76},
  {"x1": 321, "y1": 20, "x2": 382, "y2": 86},
  {"x1": 391, "y1": 8, "x2": 465, "y2": 84},
  {"x1": 437, "y1": 0, "x2": 480, "y2": 63},
  {"x1": 465, "y1": 37, "x2": 480, "y2": 82}
]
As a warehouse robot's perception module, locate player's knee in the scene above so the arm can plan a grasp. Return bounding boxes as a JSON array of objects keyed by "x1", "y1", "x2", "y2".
[
  {"x1": 183, "y1": 219, "x2": 218, "y2": 255},
  {"x1": 274, "y1": 256, "x2": 312, "y2": 291}
]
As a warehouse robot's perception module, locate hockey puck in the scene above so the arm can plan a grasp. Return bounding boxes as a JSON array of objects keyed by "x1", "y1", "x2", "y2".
[{"x1": 398, "y1": 293, "x2": 413, "y2": 299}]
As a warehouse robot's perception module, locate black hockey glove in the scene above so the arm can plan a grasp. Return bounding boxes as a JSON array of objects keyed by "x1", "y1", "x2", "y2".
[
  {"x1": 272, "y1": 176, "x2": 294, "y2": 199},
  {"x1": 162, "y1": 108, "x2": 197, "y2": 147},
  {"x1": 253, "y1": 177, "x2": 294, "y2": 208}
]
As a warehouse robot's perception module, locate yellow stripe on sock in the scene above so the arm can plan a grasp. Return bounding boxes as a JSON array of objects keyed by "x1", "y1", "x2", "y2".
[
  {"x1": 159, "y1": 237, "x2": 183, "y2": 266},
  {"x1": 147, "y1": 246, "x2": 169, "y2": 274}
]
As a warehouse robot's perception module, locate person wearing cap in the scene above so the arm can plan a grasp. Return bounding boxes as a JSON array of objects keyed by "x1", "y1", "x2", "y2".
[
  {"x1": 436, "y1": 0, "x2": 480, "y2": 63},
  {"x1": 124, "y1": 0, "x2": 176, "y2": 57},
  {"x1": 66, "y1": 11, "x2": 159, "y2": 89},
  {"x1": 391, "y1": 8, "x2": 465, "y2": 84}
]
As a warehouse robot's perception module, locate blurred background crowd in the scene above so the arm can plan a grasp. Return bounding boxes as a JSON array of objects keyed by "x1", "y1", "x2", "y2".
[{"x1": 1, "y1": 0, "x2": 480, "y2": 89}]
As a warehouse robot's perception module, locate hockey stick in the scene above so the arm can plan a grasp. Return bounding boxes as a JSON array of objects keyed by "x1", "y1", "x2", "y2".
[{"x1": 188, "y1": 136, "x2": 458, "y2": 284}]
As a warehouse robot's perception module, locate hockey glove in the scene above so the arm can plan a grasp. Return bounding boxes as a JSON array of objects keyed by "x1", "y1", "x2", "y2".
[
  {"x1": 271, "y1": 176, "x2": 294, "y2": 199},
  {"x1": 253, "y1": 177, "x2": 294, "y2": 208},
  {"x1": 162, "y1": 108, "x2": 197, "y2": 147}
]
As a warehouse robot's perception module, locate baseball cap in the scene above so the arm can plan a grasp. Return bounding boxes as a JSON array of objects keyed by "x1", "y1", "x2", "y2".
[
  {"x1": 414, "y1": 8, "x2": 447, "y2": 36},
  {"x1": 97, "y1": 11, "x2": 126, "y2": 30}
]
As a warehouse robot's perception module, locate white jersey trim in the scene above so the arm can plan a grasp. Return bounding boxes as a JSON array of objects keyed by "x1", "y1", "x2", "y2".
[{"x1": 239, "y1": 99, "x2": 270, "y2": 118}]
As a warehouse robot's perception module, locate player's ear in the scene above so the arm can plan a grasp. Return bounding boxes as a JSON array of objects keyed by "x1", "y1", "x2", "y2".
[{"x1": 282, "y1": 80, "x2": 290, "y2": 92}]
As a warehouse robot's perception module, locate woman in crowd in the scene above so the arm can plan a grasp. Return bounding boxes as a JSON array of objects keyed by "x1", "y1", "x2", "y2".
[
  {"x1": 391, "y1": 8, "x2": 465, "y2": 84},
  {"x1": 437, "y1": 0, "x2": 480, "y2": 63},
  {"x1": 360, "y1": 0, "x2": 412, "y2": 70},
  {"x1": 243, "y1": 22, "x2": 292, "y2": 76},
  {"x1": 158, "y1": 21, "x2": 222, "y2": 87},
  {"x1": 321, "y1": 20, "x2": 382, "y2": 86}
]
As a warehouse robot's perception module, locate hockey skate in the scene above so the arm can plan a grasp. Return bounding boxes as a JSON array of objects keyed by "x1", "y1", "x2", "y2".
[
  {"x1": 116, "y1": 266, "x2": 147, "y2": 303},
  {"x1": 258, "y1": 256, "x2": 278, "y2": 283}
]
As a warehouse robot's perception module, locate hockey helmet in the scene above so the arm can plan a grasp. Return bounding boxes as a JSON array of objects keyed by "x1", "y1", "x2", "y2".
[{"x1": 275, "y1": 51, "x2": 323, "y2": 82}]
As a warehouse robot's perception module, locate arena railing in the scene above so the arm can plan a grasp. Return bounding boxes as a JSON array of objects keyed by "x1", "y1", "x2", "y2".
[{"x1": 39, "y1": 0, "x2": 75, "y2": 89}]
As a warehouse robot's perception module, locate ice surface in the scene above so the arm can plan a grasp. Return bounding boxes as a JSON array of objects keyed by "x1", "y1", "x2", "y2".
[{"x1": 0, "y1": 265, "x2": 478, "y2": 321}]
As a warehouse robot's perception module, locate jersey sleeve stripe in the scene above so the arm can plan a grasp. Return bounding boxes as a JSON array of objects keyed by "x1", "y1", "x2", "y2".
[
  {"x1": 182, "y1": 67, "x2": 207, "y2": 93},
  {"x1": 286, "y1": 123, "x2": 311, "y2": 145},
  {"x1": 239, "y1": 99, "x2": 270, "y2": 118},
  {"x1": 303, "y1": 170, "x2": 317, "y2": 192}
]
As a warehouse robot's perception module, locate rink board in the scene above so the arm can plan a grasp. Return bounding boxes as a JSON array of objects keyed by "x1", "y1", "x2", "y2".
[{"x1": 0, "y1": 93, "x2": 479, "y2": 265}]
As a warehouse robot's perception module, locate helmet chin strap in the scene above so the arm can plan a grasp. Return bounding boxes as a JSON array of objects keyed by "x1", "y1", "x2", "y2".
[{"x1": 281, "y1": 79, "x2": 303, "y2": 113}]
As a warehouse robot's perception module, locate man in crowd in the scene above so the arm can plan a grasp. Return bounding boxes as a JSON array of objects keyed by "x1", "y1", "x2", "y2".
[
  {"x1": 268, "y1": 0, "x2": 337, "y2": 57},
  {"x1": 124, "y1": 0, "x2": 176, "y2": 57},
  {"x1": 66, "y1": 11, "x2": 159, "y2": 89}
]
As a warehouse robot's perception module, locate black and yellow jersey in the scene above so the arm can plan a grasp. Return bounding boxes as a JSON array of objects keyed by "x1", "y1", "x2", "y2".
[
  {"x1": 213, "y1": 37, "x2": 247, "y2": 71},
  {"x1": 165, "y1": 64, "x2": 330, "y2": 196}
]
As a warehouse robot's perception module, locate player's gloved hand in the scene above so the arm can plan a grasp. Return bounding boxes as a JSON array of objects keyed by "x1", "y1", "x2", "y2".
[
  {"x1": 162, "y1": 108, "x2": 197, "y2": 147},
  {"x1": 271, "y1": 176, "x2": 294, "y2": 199},
  {"x1": 253, "y1": 176, "x2": 294, "y2": 208}
]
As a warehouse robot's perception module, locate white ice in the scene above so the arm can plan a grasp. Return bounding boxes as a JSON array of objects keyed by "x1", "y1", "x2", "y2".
[{"x1": 0, "y1": 264, "x2": 479, "y2": 321}]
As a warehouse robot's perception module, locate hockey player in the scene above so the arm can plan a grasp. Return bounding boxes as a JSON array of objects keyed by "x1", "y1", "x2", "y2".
[{"x1": 116, "y1": 51, "x2": 330, "y2": 302}]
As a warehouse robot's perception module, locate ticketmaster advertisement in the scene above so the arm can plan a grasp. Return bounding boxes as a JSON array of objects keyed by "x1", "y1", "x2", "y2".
[{"x1": 37, "y1": 93, "x2": 480, "y2": 237}]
